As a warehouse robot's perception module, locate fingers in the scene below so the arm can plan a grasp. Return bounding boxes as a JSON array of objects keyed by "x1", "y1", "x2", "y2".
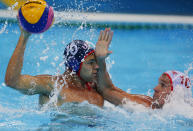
[
  {"x1": 103, "y1": 29, "x2": 107, "y2": 40},
  {"x1": 107, "y1": 31, "x2": 113, "y2": 43},
  {"x1": 104, "y1": 28, "x2": 110, "y2": 41},
  {"x1": 102, "y1": 28, "x2": 113, "y2": 41},
  {"x1": 105, "y1": 29, "x2": 109, "y2": 41},
  {"x1": 98, "y1": 28, "x2": 113, "y2": 43},
  {"x1": 98, "y1": 30, "x2": 103, "y2": 41}
]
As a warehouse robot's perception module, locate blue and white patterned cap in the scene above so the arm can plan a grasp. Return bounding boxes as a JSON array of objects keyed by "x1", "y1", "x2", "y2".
[{"x1": 63, "y1": 40, "x2": 94, "y2": 73}]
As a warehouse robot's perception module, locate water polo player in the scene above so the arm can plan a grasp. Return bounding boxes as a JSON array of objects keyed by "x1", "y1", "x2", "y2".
[
  {"x1": 5, "y1": 27, "x2": 105, "y2": 107},
  {"x1": 151, "y1": 70, "x2": 192, "y2": 109},
  {"x1": 91, "y1": 28, "x2": 192, "y2": 109},
  {"x1": 5, "y1": 22, "x2": 191, "y2": 109}
]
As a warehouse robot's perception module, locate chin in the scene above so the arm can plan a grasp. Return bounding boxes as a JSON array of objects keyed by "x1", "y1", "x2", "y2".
[
  {"x1": 152, "y1": 103, "x2": 161, "y2": 109},
  {"x1": 87, "y1": 77, "x2": 95, "y2": 83},
  {"x1": 152, "y1": 99, "x2": 165, "y2": 109}
]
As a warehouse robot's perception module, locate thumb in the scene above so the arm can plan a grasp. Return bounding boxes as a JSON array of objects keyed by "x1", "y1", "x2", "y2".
[{"x1": 107, "y1": 50, "x2": 112, "y2": 57}]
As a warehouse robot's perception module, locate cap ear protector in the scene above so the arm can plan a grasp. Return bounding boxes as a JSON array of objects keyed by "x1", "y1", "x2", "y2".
[{"x1": 164, "y1": 70, "x2": 191, "y2": 91}]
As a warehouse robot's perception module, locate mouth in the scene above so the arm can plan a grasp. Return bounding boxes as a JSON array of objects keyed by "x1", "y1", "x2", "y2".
[
  {"x1": 92, "y1": 72, "x2": 98, "y2": 78},
  {"x1": 93, "y1": 73, "x2": 97, "y2": 77},
  {"x1": 93, "y1": 70, "x2": 98, "y2": 75}
]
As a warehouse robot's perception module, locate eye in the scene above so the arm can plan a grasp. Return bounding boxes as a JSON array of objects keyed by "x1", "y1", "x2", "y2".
[
  {"x1": 159, "y1": 81, "x2": 165, "y2": 87},
  {"x1": 86, "y1": 60, "x2": 95, "y2": 65},
  {"x1": 161, "y1": 83, "x2": 165, "y2": 87}
]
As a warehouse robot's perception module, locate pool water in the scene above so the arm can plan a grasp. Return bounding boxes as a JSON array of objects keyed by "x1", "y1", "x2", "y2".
[{"x1": 0, "y1": 21, "x2": 193, "y2": 131}]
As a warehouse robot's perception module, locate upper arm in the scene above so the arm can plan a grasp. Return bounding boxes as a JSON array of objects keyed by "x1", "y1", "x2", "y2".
[{"x1": 15, "y1": 74, "x2": 54, "y2": 95}]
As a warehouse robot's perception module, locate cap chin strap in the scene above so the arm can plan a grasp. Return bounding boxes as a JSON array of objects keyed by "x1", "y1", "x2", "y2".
[
  {"x1": 76, "y1": 50, "x2": 95, "y2": 91},
  {"x1": 77, "y1": 72, "x2": 92, "y2": 91},
  {"x1": 164, "y1": 73, "x2": 173, "y2": 91}
]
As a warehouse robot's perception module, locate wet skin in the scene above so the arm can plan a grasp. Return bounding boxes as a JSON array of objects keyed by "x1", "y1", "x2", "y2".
[
  {"x1": 5, "y1": 30, "x2": 104, "y2": 107},
  {"x1": 79, "y1": 53, "x2": 99, "y2": 83},
  {"x1": 6, "y1": 27, "x2": 169, "y2": 109},
  {"x1": 152, "y1": 74, "x2": 172, "y2": 109},
  {"x1": 42, "y1": 53, "x2": 103, "y2": 107}
]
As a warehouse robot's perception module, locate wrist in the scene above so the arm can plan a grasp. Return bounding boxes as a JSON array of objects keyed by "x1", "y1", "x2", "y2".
[
  {"x1": 21, "y1": 29, "x2": 31, "y2": 38},
  {"x1": 97, "y1": 60, "x2": 106, "y2": 72},
  {"x1": 96, "y1": 58, "x2": 105, "y2": 65}
]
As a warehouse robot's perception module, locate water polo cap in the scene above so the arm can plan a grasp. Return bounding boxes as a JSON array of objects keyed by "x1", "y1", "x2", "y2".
[
  {"x1": 164, "y1": 70, "x2": 192, "y2": 98},
  {"x1": 63, "y1": 40, "x2": 94, "y2": 73}
]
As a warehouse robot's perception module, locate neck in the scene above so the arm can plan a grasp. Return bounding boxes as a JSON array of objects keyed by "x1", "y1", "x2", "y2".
[{"x1": 63, "y1": 70, "x2": 86, "y2": 89}]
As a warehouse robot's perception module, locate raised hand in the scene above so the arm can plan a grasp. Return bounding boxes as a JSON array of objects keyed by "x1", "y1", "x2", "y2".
[
  {"x1": 95, "y1": 28, "x2": 113, "y2": 60},
  {"x1": 17, "y1": 15, "x2": 31, "y2": 38}
]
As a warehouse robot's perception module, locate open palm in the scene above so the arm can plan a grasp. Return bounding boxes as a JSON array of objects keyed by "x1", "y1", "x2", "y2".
[{"x1": 95, "y1": 28, "x2": 113, "y2": 60}]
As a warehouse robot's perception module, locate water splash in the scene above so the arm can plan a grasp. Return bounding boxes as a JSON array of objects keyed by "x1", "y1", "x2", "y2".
[
  {"x1": 0, "y1": 21, "x2": 7, "y2": 34},
  {"x1": 41, "y1": 74, "x2": 67, "y2": 110},
  {"x1": 106, "y1": 57, "x2": 115, "y2": 71},
  {"x1": 161, "y1": 84, "x2": 193, "y2": 117},
  {"x1": 7, "y1": 2, "x2": 18, "y2": 11},
  {"x1": 184, "y1": 62, "x2": 193, "y2": 82}
]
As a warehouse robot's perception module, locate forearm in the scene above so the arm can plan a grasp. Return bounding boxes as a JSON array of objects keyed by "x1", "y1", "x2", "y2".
[
  {"x1": 97, "y1": 60, "x2": 152, "y2": 108},
  {"x1": 102, "y1": 87, "x2": 153, "y2": 107},
  {"x1": 97, "y1": 59, "x2": 114, "y2": 90},
  {"x1": 95, "y1": 28, "x2": 152, "y2": 108},
  {"x1": 5, "y1": 32, "x2": 30, "y2": 87}
]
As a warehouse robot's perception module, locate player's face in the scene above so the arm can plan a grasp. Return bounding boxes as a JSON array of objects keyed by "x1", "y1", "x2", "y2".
[
  {"x1": 79, "y1": 53, "x2": 99, "y2": 82},
  {"x1": 152, "y1": 74, "x2": 172, "y2": 109}
]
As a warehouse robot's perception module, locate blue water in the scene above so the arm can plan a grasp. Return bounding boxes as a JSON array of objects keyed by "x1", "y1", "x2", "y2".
[
  {"x1": 1, "y1": 0, "x2": 193, "y2": 15},
  {"x1": 0, "y1": 21, "x2": 193, "y2": 131}
]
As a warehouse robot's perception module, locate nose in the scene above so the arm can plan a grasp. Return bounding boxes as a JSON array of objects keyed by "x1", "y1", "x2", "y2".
[
  {"x1": 153, "y1": 85, "x2": 160, "y2": 93},
  {"x1": 94, "y1": 63, "x2": 99, "y2": 70}
]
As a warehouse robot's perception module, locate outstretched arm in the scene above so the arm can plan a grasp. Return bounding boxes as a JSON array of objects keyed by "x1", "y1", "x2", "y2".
[
  {"x1": 5, "y1": 29, "x2": 53, "y2": 95},
  {"x1": 95, "y1": 28, "x2": 152, "y2": 107}
]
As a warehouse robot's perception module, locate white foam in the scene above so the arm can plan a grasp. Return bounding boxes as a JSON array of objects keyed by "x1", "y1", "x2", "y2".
[
  {"x1": 40, "y1": 56, "x2": 48, "y2": 61},
  {"x1": 1, "y1": 82, "x2": 6, "y2": 87},
  {"x1": 54, "y1": 56, "x2": 59, "y2": 61},
  {"x1": 0, "y1": 20, "x2": 7, "y2": 34},
  {"x1": 160, "y1": 85, "x2": 193, "y2": 118},
  {"x1": 42, "y1": 47, "x2": 50, "y2": 54},
  {"x1": 41, "y1": 75, "x2": 66, "y2": 110},
  {"x1": 106, "y1": 57, "x2": 115, "y2": 72},
  {"x1": 36, "y1": 62, "x2": 40, "y2": 67}
]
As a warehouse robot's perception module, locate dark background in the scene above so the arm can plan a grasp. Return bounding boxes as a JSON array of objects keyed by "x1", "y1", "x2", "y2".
[{"x1": 0, "y1": 0, "x2": 193, "y2": 15}]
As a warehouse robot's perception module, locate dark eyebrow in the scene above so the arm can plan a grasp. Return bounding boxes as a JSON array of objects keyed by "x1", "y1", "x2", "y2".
[
  {"x1": 88, "y1": 59, "x2": 95, "y2": 62},
  {"x1": 85, "y1": 58, "x2": 96, "y2": 63},
  {"x1": 159, "y1": 79, "x2": 167, "y2": 83}
]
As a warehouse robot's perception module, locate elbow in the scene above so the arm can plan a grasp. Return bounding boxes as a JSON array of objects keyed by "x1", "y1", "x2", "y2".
[
  {"x1": 4, "y1": 75, "x2": 17, "y2": 88},
  {"x1": 5, "y1": 71, "x2": 10, "y2": 86},
  {"x1": 5, "y1": 75, "x2": 11, "y2": 87},
  {"x1": 5, "y1": 77, "x2": 13, "y2": 87}
]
